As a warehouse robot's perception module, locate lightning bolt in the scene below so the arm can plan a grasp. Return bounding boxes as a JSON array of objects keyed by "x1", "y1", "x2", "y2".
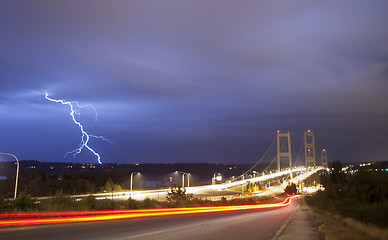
[{"x1": 45, "y1": 93, "x2": 111, "y2": 164}]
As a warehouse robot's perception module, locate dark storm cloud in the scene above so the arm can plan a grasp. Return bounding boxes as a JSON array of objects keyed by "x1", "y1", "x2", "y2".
[{"x1": 0, "y1": 0, "x2": 387, "y2": 164}]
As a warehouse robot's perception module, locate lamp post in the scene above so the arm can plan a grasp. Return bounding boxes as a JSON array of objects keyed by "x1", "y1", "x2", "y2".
[
  {"x1": 175, "y1": 171, "x2": 190, "y2": 188},
  {"x1": 130, "y1": 172, "x2": 140, "y2": 197},
  {"x1": 0, "y1": 152, "x2": 19, "y2": 199},
  {"x1": 212, "y1": 173, "x2": 222, "y2": 185}
]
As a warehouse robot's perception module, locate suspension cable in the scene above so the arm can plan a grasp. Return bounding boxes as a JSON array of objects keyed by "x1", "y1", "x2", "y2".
[
  {"x1": 262, "y1": 155, "x2": 277, "y2": 173},
  {"x1": 295, "y1": 135, "x2": 305, "y2": 168},
  {"x1": 235, "y1": 135, "x2": 276, "y2": 180},
  {"x1": 290, "y1": 138, "x2": 300, "y2": 168}
]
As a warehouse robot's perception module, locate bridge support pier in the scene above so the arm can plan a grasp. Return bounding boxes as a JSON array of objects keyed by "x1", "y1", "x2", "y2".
[
  {"x1": 304, "y1": 130, "x2": 316, "y2": 170},
  {"x1": 277, "y1": 131, "x2": 293, "y2": 179},
  {"x1": 321, "y1": 149, "x2": 328, "y2": 168}
]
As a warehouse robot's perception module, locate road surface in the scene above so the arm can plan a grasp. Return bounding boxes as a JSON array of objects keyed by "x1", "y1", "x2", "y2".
[{"x1": 0, "y1": 200, "x2": 298, "y2": 240}]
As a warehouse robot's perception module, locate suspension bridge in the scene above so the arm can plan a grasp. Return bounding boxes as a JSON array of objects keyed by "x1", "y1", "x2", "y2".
[{"x1": 92, "y1": 129, "x2": 327, "y2": 200}]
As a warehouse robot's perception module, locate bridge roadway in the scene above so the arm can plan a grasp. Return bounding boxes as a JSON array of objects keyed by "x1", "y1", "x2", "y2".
[
  {"x1": 32, "y1": 167, "x2": 321, "y2": 201},
  {"x1": 93, "y1": 167, "x2": 320, "y2": 201},
  {"x1": 0, "y1": 198, "x2": 299, "y2": 240}
]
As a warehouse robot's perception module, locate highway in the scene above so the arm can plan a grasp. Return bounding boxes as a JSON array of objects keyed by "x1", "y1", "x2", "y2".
[
  {"x1": 85, "y1": 167, "x2": 320, "y2": 201},
  {"x1": 0, "y1": 199, "x2": 298, "y2": 240}
]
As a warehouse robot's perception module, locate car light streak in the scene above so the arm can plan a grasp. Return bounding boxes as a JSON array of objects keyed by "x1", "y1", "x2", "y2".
[
  {"x1": 0, "y1": 196, "x2": 299, "y2": 227},
  {"x1": 0, "y1": 208, "x2": 181, "y2": 218}
]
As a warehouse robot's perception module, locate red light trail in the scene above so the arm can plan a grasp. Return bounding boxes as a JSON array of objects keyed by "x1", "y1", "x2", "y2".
[{"x1": 0, "y1": 195, "x2": 299, "y2": 227}]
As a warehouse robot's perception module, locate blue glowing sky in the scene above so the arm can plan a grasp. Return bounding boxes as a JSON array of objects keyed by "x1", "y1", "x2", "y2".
[{"x1": 0, "y1": 0, "x2": 387, "y2": 164}]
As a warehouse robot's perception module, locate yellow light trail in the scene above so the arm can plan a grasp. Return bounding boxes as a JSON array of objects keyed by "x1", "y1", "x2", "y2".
[{"x1": 0, "y1": 195, "x2": 300, "y2": 227}]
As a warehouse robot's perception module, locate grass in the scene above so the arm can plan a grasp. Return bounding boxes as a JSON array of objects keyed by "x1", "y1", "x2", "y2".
[{"x1": 305, "y1": 200, "x2": 388, "y2": 240}]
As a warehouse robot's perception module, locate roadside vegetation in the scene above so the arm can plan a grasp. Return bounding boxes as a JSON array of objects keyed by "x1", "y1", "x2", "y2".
[
  {"x1": 0, "y1": 169, "x2": 130, "y2": 198},
  {"x1": 0, "y1": 185, "x2": 279, "y2": 213},
  {"x1": 306, "y1": 161, "x2": 388, "y2": 238},
  {"x1": 306, "y1": 202, "x2": 388, "y2": 240},
  {"x1": 284, "y1": 182, "x2": 297, "y2": 195}
]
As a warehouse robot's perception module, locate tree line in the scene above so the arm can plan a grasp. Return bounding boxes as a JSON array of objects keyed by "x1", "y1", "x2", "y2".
[
  {"x1": 306, "y1": 161, "x2": 388, "y2": 228},
  {"x1": 0, "y1": 169, "x2": 132, "y2": 198}
]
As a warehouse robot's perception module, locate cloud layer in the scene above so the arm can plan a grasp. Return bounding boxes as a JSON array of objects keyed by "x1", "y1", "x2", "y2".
[{"x1": 0, "y1": 0, "x2": 387, "y2": 164}]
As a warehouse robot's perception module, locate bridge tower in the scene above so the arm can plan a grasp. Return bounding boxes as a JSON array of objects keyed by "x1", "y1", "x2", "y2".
[
  {"x1": 321, "y1": 148, "x2": 328, "y2": 168},
  {"x1": 304, "y1": 129, "x2": 316, "y2": 170},
  {"x1": 277, "y1": 130, "x2": 292, "y2": 178}
]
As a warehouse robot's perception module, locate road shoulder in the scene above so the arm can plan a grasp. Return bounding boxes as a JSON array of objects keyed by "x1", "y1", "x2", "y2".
[{"x1": 273, "y1": 201, "x2": 322, "y2": 240}]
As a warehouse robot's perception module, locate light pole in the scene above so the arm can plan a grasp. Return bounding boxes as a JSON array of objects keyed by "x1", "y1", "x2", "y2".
[
  {"x1": 175, "y1": 171, "x2": 190, "y2": 188},
  {"x1": 0, "y1": 152, "x2": 19, "y2": 199},
  {"x1": 130, "y1": 172, "x2": 140, "y2": 197},
  {"x1": 212, "y1": 173, "x2": 222, "y2": 185}
]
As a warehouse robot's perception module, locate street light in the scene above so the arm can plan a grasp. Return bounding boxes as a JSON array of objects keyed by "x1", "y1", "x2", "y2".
[
  {"x1": 175, "y1": 171, "x2": 190, "y2": 188},
  {"x1": 212, "y1": 173, "x2": 222, "y2": 185},
  {"x1": 0, "y1": 152, "x2": 19, "y2": 199},
  {"x1": 130, "y1": 172, "x2": 140, "y2": 197}
]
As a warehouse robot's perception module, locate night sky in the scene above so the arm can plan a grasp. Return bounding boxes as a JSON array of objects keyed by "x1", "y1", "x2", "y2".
[{"x1": 1, "y1": 1, "x2": 387, "y2": 165}]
